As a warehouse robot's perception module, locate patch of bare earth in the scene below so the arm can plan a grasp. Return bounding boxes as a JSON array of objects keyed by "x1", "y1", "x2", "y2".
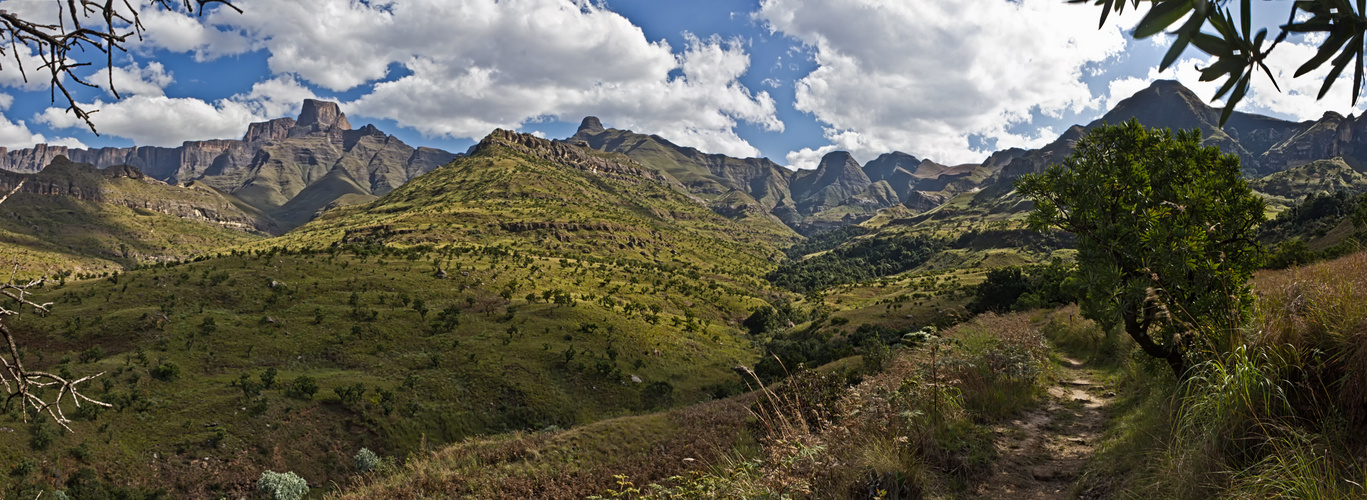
[{"x1": 970, "y1": 357, "x2": 1113, "y2": 499}]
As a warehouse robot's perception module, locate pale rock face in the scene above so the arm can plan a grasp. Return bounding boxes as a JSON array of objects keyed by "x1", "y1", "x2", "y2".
[{"x1": 290, "y1": 99, "x2": 352, "y2": 138}]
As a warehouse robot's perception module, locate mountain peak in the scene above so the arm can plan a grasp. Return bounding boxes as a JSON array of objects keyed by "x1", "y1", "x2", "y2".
[
  {"x1": 295, "y1": 99, "x2": 351, "y2": 132},
  {"x1": 578, "y1": 116, "x2": 606, "y2": 135}
]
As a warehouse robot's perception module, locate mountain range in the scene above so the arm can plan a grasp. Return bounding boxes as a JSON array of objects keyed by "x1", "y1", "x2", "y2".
[
  {"x1": 3, "y1": 79, "x2": 1366, "y2": 243},
  {"x1": 4, "y1": 79, "x2": 1367, "y2": 497},
  {"x1": 0, "y1": 100, "x2": 457, "y2": 232}
]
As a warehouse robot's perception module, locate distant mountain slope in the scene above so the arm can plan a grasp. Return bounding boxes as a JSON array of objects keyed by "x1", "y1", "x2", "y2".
[
  {"x1": 567, "y1": 118, "x2": 972, "y2": 233},
  {"x1": 0, "y1": 156, "x2": 267, "y2": 272},
  {"x1": 284, "y1": 128, "x2": 793, "y2": 272},
  {"x1": 0, "y1": 100, "x2": 458, "y2": 232},
  {"x1": 0, "y1": 129, "x2": 803, "y2": 496},
  {"x1": 1250, "y1": 157, "x2": 1367, "y2": 200},
  {"x1": 994, "y1": 80, "x2": 1338, "y2": 181}
]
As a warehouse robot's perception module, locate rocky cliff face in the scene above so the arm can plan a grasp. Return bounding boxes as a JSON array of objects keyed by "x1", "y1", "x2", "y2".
[
  {"x1": 482, "y1": 129, "x2": 683, "y2": 189},
  {"x1": 791, "y1": 151, "x2": 872, "y2": 214},
  {"x1": 0, "y1": 100, "x2": 458, "y2": 232}
]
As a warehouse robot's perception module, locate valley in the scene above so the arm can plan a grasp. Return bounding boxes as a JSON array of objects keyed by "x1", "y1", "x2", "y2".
[{"x1": 1, "y1": 79, "x2": 1366, "y2": 499}]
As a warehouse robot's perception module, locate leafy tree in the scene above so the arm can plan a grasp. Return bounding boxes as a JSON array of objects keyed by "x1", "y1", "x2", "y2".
[
  {"x1": 968, "y1": 259, "x2": 1078, "y2": 314},
  {"x1": 287, "y1": 375, "x2": 319, "y2": 401},
  {"x1": 334, "y1": 382, "x2": 367, "y2": 406},
  {"x1": 261, "y1": 367, "x2": 278, "y2": 389},
  {"x1": 641, "y1": 381, "x2": 674, "y2": 410},
  {"x1": 1016, "y1": 120, "x2": 1264, "y2": 378},
  {"x1": 1077, "y1": 0, "x2": 1367, "y2": 123},
  {"x1": 967, "y1": 267, "x2": 1030, "y2": 314}
]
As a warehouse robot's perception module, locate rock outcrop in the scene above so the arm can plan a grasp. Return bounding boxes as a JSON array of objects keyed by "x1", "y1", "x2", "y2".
[{"x1": 791, "y1": 151, "x2": 872, "y2": 214}]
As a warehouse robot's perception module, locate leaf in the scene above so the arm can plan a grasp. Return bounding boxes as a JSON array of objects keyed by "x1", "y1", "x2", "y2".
[
  {"x1": 1136, "y1": 0, "x2": 1195, "y2": 39},
  {"x1": 1241, "y1": 0, "x2": 1252, "y2": 38},
  {"x1": 1190, "y1": 32, "x2": 1230, "y2": 55},
  {"x1": 1201, "y1": 57, "x2": 1241, "y2": 82},
  {"x1": 1295, "y1": 29, "x2": 1352, "y2": 77},
  {"x1": 1160, "y1": 12, "x2": 1209, "y2": 70},
  {"x1": 1316, "y1": 39, "x2": 1357, "y2": 99},
  {"x1": 1218, "y1": 72, "x2": 1250, "y2": 125}
]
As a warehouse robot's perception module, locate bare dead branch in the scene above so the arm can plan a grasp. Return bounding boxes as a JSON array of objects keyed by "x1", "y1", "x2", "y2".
[
  {"x1": 0, "y1": 0, "x2": 238, "y2": 134},
  {"x1": 0, "y1": 179, "x2": 109, "y2": 430}
]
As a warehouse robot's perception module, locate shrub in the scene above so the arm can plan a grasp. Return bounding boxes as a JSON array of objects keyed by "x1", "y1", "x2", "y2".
[
  {"x1": 256, "y1": 470, "x2": 309, "y2": 500},
  {"x1": 150, "y1": 361, "x2": 181, "y2": 381},
  {"x1": 29, "y1": 418, "x2": 57, "y2": 451},
  {"x1": 354, "y1": 447, "x2": 381, "y2": 473},
  {"x1": 640, "y1": 381, "x2": 674, "y2": 410},
  {"x1": 335, "y1": 382, "x2": 366, "y2": 405},
  {"x1": 79, "y1": 345, "x2": 105, "y2": 364},
  {"x1": 287, "y1": 375, "x2": 319, "y2": 401}
]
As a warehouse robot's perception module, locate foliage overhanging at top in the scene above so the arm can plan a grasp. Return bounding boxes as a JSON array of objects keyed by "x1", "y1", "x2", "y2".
[{"x1": 1076, "y1": 0, "x2": 1367, "y2": 124}]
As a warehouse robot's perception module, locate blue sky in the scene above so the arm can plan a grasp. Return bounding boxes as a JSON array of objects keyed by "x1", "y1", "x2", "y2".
[{"x1": 0, "y1": 0, "x2": 1359, "y2": 168}]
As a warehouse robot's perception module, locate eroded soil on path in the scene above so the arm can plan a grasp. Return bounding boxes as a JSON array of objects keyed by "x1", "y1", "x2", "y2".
[{"x1": 970, "y1": 357, "x2": 1114, "y2": 499}]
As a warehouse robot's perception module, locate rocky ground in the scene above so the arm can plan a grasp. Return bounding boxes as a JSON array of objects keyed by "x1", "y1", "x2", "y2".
[{"x1": 971, "y1": 357, "x2": 1114, "y2": 499}]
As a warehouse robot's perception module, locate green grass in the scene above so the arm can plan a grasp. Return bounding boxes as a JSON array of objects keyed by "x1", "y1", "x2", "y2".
[{"x1": 0, "y1": 131, "x2": 807, "y2": 497}]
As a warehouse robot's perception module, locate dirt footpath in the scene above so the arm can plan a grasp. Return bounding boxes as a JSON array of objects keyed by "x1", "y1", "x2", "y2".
[{"x1": 970, "y1": 357, "x2": 1114, "y2": 499}]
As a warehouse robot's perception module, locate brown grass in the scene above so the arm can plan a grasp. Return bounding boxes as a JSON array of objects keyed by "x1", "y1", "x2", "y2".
[
  {"x1": 329, "y1": 394, "x2": 757, "y2": 499},
  {"x1": 1253, "y1": 250, "x2": 1367, "y2": 424}
]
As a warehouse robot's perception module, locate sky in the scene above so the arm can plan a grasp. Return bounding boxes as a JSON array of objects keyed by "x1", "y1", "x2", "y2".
[{"x1": 0, "y1": 0, "x2": 1361, "y2": 169}]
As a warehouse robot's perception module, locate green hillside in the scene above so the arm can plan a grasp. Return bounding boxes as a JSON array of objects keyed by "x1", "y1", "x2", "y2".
[
  {"x1": 1, "y1": 130, "x2": 801, "y2": 498},
  {"x1": 0, "y1": 158, "x2": 268, "y2": 277}
]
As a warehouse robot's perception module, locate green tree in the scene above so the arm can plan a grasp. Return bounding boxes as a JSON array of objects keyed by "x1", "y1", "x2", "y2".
[
  {"x1": 287, "y1": 375, "x2": 320, "y2": 401},
  {"x1": 1078, "y1": 0, "x2": 1367, "y2": 123},
  {"x1": 1016, "y1": 120, "x2": 1264, "y2": 378}
]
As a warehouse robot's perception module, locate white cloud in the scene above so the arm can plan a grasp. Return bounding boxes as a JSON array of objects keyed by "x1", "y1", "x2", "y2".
[
  {"x1": 757, "y1": 0, "x2": 1139, "y2": 166},
  {"x1": 0, "y1": 44, "x2": 66, "y2": 91},
  {"x1": 37, "y1": 76, "x2": 315, "y2": 146},
  {"x1": 91, "y1": 62, "x2": 175, "y2": 98},
  {"x1": 135, "y1": 7, "x2": 252, "y2": 61},
  {"x1": 1241, "y1": 41, "x2": 1367, "y2": 120},
  {"x1": 136, "y1": 0, "x2": 780, "y2": 158},
  {"x1": 0, "y1": 93, "x2": 84, "y2": 149}
]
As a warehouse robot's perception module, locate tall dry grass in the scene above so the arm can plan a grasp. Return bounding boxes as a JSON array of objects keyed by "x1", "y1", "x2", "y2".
[
  {"x1": 1099, "y1": 251, "x2": 1367, "y2": 499},
  {"x1": 606, "y1": 311, "x2": 1051, "y2": 499},
  {"x1": 1253, "y1": 250, "x2": 1367, "y2": 424},
  {"x1": 329, "y1": 395, "x2": 757, "y2": 500}
]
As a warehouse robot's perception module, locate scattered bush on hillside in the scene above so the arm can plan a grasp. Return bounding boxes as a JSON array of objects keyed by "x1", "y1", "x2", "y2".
[
  {"x1": 755, "y1": 324, "x2": 907, "y2": 382},
  {"x1": 150, "y1": 361, "x2": 181, "y2": 382},
  {"x1": 28, "y1": 418, "x2": 58, "y2": 451},
  {"x1": 354, "y1": 448, "x2": 381, "y2": 473},
  {"x1": 640, "y1": 381, "x2": 674, "y2": 410},
  {"x1": 287, "y1": 375, "x2": 319, "y2": 401},
  {"x1": 783, "y1": 225, "x2": 871, "y2": 259},
  {"x1": 742, "y1": 301, "x2": 807, "y2": 336},
  {"x1": 257, "y1": 470, "x2": 309, "y2": 500},
  {"x1": 1259, "y1": 191, "x2": 1367, "y2": 269}
]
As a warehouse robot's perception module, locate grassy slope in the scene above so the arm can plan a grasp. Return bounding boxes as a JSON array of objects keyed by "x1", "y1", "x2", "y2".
[
  {"x1": 1, "y1": 133, "x2": 793, "y2": 497},
  {"x1": 0, "y1": 161, "x2": 267, "y2": 277}
]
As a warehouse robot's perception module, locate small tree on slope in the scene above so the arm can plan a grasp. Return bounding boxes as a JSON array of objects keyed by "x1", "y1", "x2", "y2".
[{"x1": 1016, "y1": 120, "x2": 1265, "y2": 379}]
